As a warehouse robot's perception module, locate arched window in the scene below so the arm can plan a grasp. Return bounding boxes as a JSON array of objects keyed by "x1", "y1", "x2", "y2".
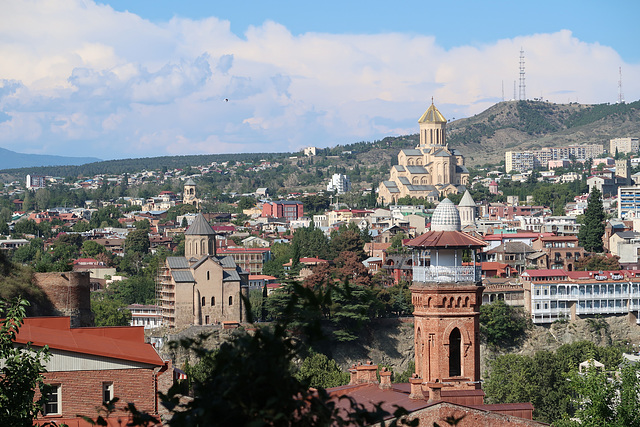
[
  {"x1": 449, "y1": 328, "x2": 462, "y2": 377},
  {"x1": 211, "y1": 297, "x2": 215, "y2": 306},
  {"x1": 229, "y1": 296, "x2": 233, "y2": 306},
  {"x1": 201, "y1": 297, "x2": 206, "y2": 307},
  {"x1": 207, "y1": 271, "x2": 210, "y2": 280}
]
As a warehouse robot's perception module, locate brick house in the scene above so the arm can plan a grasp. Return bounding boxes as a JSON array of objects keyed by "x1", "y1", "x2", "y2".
[
  {"x1": 12, "y1": 317, "x2": 171, "y2": 425},
  {"x1": 531, "y1": 235, "x2": 584, "y2": 271},
  {"x1": 261, "y1": 200, "x2": 304, "y2": 221}
]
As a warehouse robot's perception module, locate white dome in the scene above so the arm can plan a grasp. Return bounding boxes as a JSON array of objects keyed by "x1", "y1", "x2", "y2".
[{"x1": 431, "y1": 198, "x2": 461, "y2": 231}]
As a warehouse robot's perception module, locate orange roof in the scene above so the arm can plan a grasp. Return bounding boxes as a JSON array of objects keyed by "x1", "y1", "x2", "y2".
[
  {"x1": 407, "y1": 231, "x2": 487, "y2": 248},
  {"x1": 249, "y1": 274, "x2": 277, "y2": 280},
  {"x1": 13, "y1": 317, "x2": 163, "y2": 366}
]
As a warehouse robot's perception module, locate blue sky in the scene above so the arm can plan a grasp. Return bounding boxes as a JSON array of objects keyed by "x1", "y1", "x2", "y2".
[{"x1": 0, "y1": 0, "x2": 638, "y2": 160}]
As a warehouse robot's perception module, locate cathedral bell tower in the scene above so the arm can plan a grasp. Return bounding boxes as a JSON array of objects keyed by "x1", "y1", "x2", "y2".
[{"x1": 406, "y1": 199, "x2": 486, "y2": 394}]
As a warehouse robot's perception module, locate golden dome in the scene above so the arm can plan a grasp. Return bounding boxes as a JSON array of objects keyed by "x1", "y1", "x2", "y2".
[{"x1": 418, "y1": 101, "x2": 447, "y2": 124}]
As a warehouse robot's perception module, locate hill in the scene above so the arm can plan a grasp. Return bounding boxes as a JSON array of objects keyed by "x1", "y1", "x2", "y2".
[
  {"x1": 446, "y1": 99, "x2": 640, "y2": 166},
  {"x1": 2, "y1": 100, "x2": 639, "y2": 186},
  {"x1": 0, "y1": 147, "x2": 100, "y2": 170}
]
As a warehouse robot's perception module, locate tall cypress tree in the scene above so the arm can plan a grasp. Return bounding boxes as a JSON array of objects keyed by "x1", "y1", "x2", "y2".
[{"x1": 578, "y1": 187, "x2": 605, "y2": 253}]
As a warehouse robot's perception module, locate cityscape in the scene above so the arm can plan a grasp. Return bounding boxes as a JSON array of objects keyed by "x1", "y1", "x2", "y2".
[{"x1": 2, "y1": 1, "x2": 640, "y2": 426}]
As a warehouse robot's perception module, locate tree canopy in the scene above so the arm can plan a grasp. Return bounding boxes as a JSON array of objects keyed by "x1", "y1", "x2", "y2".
[{"x1": 578, "y1": 187, "x2": 605, "y2": 253}]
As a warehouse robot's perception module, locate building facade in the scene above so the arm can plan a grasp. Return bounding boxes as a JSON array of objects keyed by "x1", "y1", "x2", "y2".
[
  {"x1": 378, "y1": 102, "x2": 469, "y2": 204},
  {"x1": 610, "y1": 137, "x2": 639, "y2": 155},
  {"x1": 506, "y1": 144, "x2": 604, "y2": 173},
  {"x1": 326, "y1": 173, "x2": 351, "y2": 194},
  {"x1": 261, "y1": 200, "x2": 304, "y2": 221}
]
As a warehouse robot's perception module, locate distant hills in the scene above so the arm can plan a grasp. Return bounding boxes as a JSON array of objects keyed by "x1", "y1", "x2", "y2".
[
  {"x1": 0, "y1": 147, "x2": 100, "y2": 170},
  {"x1": 2, "y1": 100, "x2": 639, "y2": 179}
]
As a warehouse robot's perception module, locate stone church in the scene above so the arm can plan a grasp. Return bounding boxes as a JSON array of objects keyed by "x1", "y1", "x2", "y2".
[
  {"x1": 158, "y1": 213, "x2": 248, "y2": 327},
  {"x1": 378, "y1": 101, "x2": 469, "y2": 204}
]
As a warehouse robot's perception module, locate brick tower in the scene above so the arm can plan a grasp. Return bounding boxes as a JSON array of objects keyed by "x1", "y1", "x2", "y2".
[{"x1": 407, "y1": 198, "x2": 486, "y2": 393}]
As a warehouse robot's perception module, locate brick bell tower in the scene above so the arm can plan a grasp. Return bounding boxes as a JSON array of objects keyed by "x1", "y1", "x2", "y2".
[{"x1": 406, "y1": 198, "x2": 486, "y2": 393}]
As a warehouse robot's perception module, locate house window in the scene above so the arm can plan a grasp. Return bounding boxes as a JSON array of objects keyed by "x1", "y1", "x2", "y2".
[
  {"x1": 44, "y1": 384, "x2": 61, "y2": 415},
  {"x1": 103, "y1": 382, "x2": 114, "y2": 403}
]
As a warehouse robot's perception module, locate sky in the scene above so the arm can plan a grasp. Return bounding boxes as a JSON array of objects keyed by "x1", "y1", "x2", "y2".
[{"x1": 0, "y1": 1, "x2": 639, "y2": 161}]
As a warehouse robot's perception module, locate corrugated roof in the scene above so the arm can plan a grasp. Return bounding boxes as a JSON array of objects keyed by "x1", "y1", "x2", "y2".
[
  {"x1": 167, "y1": 256, "x2": 190, "y2": 269},
  {"x1": 172, "y1": 270, "x2": 195, "y2": 282},
  {"x1": 223, "y1": 270, "x2": 241, "y2": 282},
  {"x1": 185, "y1": 213, "x2": 217, "y2": 236},
  {"x1": 215, "y1": 255, "x2": 238, "y2": 268},
  {"x1": 14, "y1": 317, "x2": 163, "y2": 367},
  {"x1": 398, "y1": 177, "x2": 411, "y2": 185},
  {"x1": 393, "y1": 165, "x2": 406, "y2": 172},
  {"x1": 401, "y1": 149, "x2": 422, "y2": 156},
  {"x1": 406, "y1": 230, "x2": 487, "y2": 248}
]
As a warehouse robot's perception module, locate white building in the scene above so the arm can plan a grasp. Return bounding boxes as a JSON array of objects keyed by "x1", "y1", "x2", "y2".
[
  {"x1": 26, "y1": 174, "x2": 46, "y2": 189},
  {"x1": 128, "y1": 304, "x2": 162, "y2": 329},
  {"x1": 327, "y1": 173, "x2": 351, "y2": 194},
  {"x1": 610, "y1": 137, "x2": 639, "y2": 155}
]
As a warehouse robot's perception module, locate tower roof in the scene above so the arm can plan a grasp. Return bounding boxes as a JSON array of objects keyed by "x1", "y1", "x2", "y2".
[
  {"x1": 431, "y1": 198, "x2": 461, "y2": 231},
  {"x1": 184, "y1": 178, "x2": 196, "y2": 186},
  {"x1": 418, "y1": 101, "x2": 447, "y2": 124},
  {"x1": 185, "y1": 213, "x2": 217, "y2": 236},
  {"x1": 458, "y1": 190, "x2": 475, "y2": 207}
]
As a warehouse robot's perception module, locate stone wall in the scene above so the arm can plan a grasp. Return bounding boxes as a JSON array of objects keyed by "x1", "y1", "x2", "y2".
[{"x1": 33, "y1": 272, "x2": 94, "y2": 327}]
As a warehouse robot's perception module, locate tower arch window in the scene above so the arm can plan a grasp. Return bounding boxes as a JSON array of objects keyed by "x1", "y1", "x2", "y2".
[
  {"x1": 229, "y1": 296, "x2": 233, "y2": 306},
  {"x1": 207, "y1": 271, "x2": 210, "y2": 280},
  {"x1": 449, "y1": 328, "x2": 462, "y2": 377},
  {"x1": 211, "y1": 297, "x2": 215, "y2": 306},
  {"x1": 201, "y1": 297, "x2": 206, "y2": 307}
]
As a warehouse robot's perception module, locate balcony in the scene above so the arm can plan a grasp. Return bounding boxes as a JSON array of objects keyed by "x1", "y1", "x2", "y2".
[{"x1": 412, "y1": 265, "x2": 481, "y2": 283}]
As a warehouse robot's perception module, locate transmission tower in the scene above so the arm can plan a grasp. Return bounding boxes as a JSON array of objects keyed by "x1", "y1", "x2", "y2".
[
  {"x1": 519, "y1": 48, "x2": 526, "y2": 100},
  {"x1": 618, "y1": 67, "x2": 625, "y2": 104}
]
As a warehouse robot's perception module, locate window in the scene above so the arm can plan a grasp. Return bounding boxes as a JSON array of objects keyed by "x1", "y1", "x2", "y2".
[
  {"x1": 449, "y1": 328, "x2": 461, "y2": 377},
  {"x1": 211, "y1": 297, "x2": 215, "y2": 306},
  {"x1": 229, "y1": 296, "x2": 233, "y2": 306},
  {"x1": 103, "y1": 382, "x2": 114, "y2": 403},
  {"x1": 44, "y1": 384, "x2": 61, "y2": 415},
  {"x1": 201, "y1": 297, "x2": 206, "y2": 307}
]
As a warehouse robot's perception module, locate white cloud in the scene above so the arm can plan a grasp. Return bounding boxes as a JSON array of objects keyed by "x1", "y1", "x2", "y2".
[{"x1": 0, "y1": 1, "x2": 637, "y2": 159}]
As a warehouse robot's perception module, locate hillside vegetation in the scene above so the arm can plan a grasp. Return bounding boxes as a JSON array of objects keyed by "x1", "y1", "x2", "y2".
[{"x1": 3, "y1": 100, "x2": 639, "y2": 185}]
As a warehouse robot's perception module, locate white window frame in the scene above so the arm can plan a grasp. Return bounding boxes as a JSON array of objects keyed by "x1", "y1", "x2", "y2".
[
  {"x1": 103, "y1": 382, "x2": 114, "y2": 403},
  {"x1": 44, "y1": 384, "x2": 62, "y2": 415}
]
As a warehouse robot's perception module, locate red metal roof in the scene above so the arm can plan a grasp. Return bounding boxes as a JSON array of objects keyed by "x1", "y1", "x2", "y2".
[
  {"x1": 13, "y1": 317, "x2": 163, "y2": 367},
  {"x1": 522, "y1": 269, "x2": 568, "y2": 277},
  {"x1": 407, "y1": 231, "x2": 487, "y2": 248}
]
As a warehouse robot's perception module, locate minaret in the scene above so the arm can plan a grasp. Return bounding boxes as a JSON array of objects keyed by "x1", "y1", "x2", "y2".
[
  {"x1": 407, "y1": 199, "x2": 486, "y2": 397},
  {"x1": 458, "y1": 190, "x2": 477, "y2": 228},
  {"x1": 418, "y1": 99, "x2": 447, "y2": 148},
  {"x1": 184, "y1": 213, "x2": 217, "y2": 261}
]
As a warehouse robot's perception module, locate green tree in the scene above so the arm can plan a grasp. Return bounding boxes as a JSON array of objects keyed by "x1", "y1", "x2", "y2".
[
  {"x1": 0, "y1": 298, "x2": 51, "y2": 426},
  {"x1": 91, "y1": 296, "x2": 132, "y2": 326},
  {"x1": 575, "y1": 254, "x2": 621, "y2": 271},
  {"x1": 294, "y1": 352, "x2": 350, "y2": 389},
  {"x1": 479, "y1": 300, "x2": 529, "y2": 349},
  {"x1": 110, "y1": 276, "x2": 156, "y2": 305},
  {"x1": 125, "y1": 229, "x2": 150, "y2": 255},
  {"x1": 578, "y1": 187, "x2": 605, "y2": 252}
]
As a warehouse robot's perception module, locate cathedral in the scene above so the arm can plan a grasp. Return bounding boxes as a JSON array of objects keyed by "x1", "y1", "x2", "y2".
[{"x1": 378, "y1": 101, "x2": 469, "y2": 204}]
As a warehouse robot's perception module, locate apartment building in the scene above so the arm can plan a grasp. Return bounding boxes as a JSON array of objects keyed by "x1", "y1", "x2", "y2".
[
  {"x1": 522, "y1": 269, "x2": 640, "y2": 324},
  {"x1": 505, "y1": 144, "x2": 604, "y2": 172},
  {"x1": 610, "y1": 137, "x2": 639, "y2": 155}
]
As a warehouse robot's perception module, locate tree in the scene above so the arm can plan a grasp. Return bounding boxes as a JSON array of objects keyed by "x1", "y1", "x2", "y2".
[
  {"x1": 125, "y1": 229, "x2": 150, "y2": 255},
  {"x1": 294, "y1": 352, "x2": 350, "y2": 389},
  {"x1": 479, "y1": 300, "x2": 529, "y2": 349},
  {"x1": 578, "y1": 187, "x2": 605, "y2": 253},
  {"x1": 91, "y1": 296, "x2": 132, "y2": 326},
  {"x1": 575, "y1": 254, "x2": 620, "y2": 271},
  {"x1": 0, "y1": 298, "x2": 51, "y2": 425},
  {"x1": 556, "y1": 363, "x2": 640, "y2": 427}
]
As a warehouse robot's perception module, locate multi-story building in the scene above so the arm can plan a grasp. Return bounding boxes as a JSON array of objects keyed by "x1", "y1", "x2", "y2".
[
  {"x1": 326, "y1": 173, "x2": 351, "y2": 194},
  {"x1": 522, "y1": 269, "x2": 640, "y2": 324},
  {"x1": 531, "y1": 235, "x2": 584, "y2": 271},
  {"x1": 505, "y1": 144, "x2": 604, "y2": 172},
  {"x1": 128, "y1": 304, "x2": 162, "y2": 329},
  {"x1": 610, "y1": 137, "x2": 639, "y2": 155},
  {"x1": 26, "y1": 174, "x2": 46, "y2": 189},
  {"x1": 261, "y1": 200, "x2": 304, "y2": 221},
  {"x1": 217, "y1": 247, "x2": 271, "y2": 274},
  {"x1": 618, "y1": 186, "x2": 640, "y2": 219}
]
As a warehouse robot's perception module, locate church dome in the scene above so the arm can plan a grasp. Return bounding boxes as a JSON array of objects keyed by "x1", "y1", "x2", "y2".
[
  {"x1": 418, "y1": 102, "x2": 447, "y2": 124},
  {"x1": 431, "y1": 198, "x2": 461, "y2": 232}
]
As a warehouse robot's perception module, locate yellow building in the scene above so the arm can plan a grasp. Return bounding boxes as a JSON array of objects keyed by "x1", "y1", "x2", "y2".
[{"x1": 378, "y1": 102, "x2": 469, "y2": 204}]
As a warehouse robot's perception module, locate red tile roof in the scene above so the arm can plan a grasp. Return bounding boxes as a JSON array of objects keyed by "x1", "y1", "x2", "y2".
[
  {"x1": 13, "y1": 317, "x2": 163, "y2": 366},
  {"x1": 407, "y1": 231, "x2": 487, "y2": 248}
]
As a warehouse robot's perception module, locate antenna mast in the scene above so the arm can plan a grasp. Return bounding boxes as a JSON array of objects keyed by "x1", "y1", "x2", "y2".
[
  {"x1": 519, "y1": 48, "x2": 526, "y2": 100},
  {"x1": 618, "y1": 67, "x2": 625, "y2": 104}
]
